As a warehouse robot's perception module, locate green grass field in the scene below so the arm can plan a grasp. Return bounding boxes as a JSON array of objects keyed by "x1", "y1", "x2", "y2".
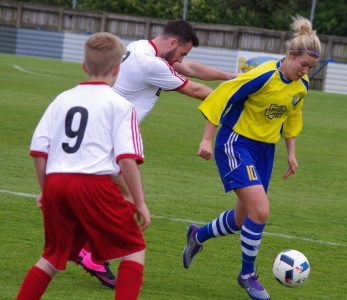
[{"x1": 0, "y1": 53, "x2": 346, "y2": 299}]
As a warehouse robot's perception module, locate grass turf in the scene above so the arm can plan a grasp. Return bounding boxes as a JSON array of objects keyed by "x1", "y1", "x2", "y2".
[{"x1": 0, "y1": 53, "x2": 346, "y2": 299}]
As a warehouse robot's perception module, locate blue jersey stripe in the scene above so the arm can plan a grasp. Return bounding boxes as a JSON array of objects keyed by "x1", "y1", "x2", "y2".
[
  {"x1": 301, "y1": 77, "x2": 309, "y2": 90},
  {"x1": 221, "y1": 70, "x2": 275, "y2": 129}
]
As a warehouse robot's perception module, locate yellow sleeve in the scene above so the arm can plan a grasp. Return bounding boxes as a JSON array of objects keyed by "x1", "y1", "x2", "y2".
[
  {"x1": 198, "y1": 81, "x2": 232, "y2": 126},
  {"x1": 282, "y1": 99, "x2": 303, "y2": 138},
  {"x1": 198, "y1": 60, "x2": 277, "y2": 126}
]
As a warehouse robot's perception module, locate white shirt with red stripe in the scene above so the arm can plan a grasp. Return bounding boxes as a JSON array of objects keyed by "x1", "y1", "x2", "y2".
[
  {"x1": 113, "y1": 40, "x2": 188, "y2": 123},
  {"x1": 30, "y1": 82, "x2": 143, "y2": 175},
  {"x1": 126, "y1": 39, "x2": 158, "y2": 56}
]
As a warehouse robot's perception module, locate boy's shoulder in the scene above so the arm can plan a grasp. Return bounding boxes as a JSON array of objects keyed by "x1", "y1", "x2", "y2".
[{"x1": 54, "y1": 83, "x2": 134, "y2": 110}]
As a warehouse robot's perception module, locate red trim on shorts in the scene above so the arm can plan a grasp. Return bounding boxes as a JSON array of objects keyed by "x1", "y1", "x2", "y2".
[
  {"x1": 30, "y1": 151, "x2": 48, "y2": 158},
  {"x1": 117, "y1": 154, "x2": 144, "y2": 165}
]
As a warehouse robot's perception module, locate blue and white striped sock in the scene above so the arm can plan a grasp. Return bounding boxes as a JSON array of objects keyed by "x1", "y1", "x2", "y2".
[
  {"x1": 196, "y1": 209, "x2": 240, "y2": 244},
  {"x1": 240, "y1": 217, "x2": 265, "y2": 276}
]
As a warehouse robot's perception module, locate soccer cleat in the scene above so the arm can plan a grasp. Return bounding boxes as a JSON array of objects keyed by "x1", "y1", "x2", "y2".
[
  {"x1": 237, "y1": 273, "x2": 270, "y2": 300},
  {"x1": 182, "y1": 224, "x2": 203, "y2": 268},
  {"x1": 77, "y1": 252, "x2": 116, "y2": 289}
]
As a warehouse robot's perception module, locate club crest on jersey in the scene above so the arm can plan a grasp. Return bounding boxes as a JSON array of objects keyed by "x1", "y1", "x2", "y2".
[
  {"x1": 265, "y1": 104, "x2": 286, "y2": 119},
  {"x1": 292, "y1": 95, "x2": 301, "y2": 106}
]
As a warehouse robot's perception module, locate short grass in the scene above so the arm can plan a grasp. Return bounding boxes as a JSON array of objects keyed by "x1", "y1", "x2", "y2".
[{"x1": 0, "y1": 53, "x2": 346, "y2": 299}]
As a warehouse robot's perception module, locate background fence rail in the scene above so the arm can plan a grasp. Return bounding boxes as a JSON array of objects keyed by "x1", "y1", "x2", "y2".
[
  {"x1": 1, "y1": 1, "x2": 347, "y2": 93},
  {"x1": 1, "y1": 1, "x2": 347, "y2": 60}
]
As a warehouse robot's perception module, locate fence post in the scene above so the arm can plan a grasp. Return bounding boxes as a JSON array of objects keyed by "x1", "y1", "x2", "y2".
[
  {"x1": 326, "y1": 36, "x2": 333, "y2": 59},
  {"x1": 279, "y1": 31, "x2": 287, "y2": 54},
  {"x1": 145, "y1": 19, "x2": 151, "y2": 39},
  {"x1": 58, "y1": 8, "x2": 64, "y2": 31},
  {"x1": 232, "y1": 28, "x2": 239, "y2": 49},
  {"x1": 101, "y1": 12, "x2": 107, "y2": 31},
  {"x1": 16, "y1": 4, "x2": 22, "y2": 28}
]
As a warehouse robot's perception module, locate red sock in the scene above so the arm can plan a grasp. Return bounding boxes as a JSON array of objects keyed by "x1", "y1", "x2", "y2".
[
  {"x1": 115, "y1": 260, "x2": 144, "y2": 300},
  {"x1": 17, "y1": 266, "x2": 52, "y2": 300}
]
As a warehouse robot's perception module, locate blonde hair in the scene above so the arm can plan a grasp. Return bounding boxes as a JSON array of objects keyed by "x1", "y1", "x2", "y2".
[
  {"x1": 84, "y1": 32, "x2": 125, "y2": 76},
  {"x1": 286, "y1": 16, "x2": 321, "y2": 58}
]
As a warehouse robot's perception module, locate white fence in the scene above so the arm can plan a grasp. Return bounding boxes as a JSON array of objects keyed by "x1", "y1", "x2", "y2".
[
  {"x1": 1, "y1": 25, "x2": 347, "y2": 94},
  {"x1": 324, "y1": 62, "x2": 347, "y2": 95}
]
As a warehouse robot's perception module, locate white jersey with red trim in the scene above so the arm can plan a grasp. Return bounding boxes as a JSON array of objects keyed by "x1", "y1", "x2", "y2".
[
  {"x1": 126, "y1": 39, "x2": 157, "y2": 56},
  {"x1": 30, "y1": 82, "x2": 143, "y2": 175},
  {"x1": 113, "y1": 40, "x2": 188, "y2": 123}
]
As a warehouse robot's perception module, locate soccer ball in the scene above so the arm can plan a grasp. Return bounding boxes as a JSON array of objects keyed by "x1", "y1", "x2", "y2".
[{"x1": 272, "y1": 249, "x2": 310, "y2": 287}]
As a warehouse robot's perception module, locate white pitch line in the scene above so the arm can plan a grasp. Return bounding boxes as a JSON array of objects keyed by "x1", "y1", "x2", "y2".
[
  {"x1": 1, "y1": 189, "x2": 345, "y2": 247},
  {"x1": 13, "y1": 65, "x2": 61, "y2": 78},
  {"x1": 13, "y1": 65, "x2": 35, "y2": 74}
]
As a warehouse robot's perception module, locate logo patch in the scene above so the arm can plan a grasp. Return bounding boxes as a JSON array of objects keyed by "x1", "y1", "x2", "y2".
[
  {"x1": 265, "y1": 104, "x2": 286, "y2": 119},
  {"x1": 156, "y1": 88, "x2": 162, "y2": 97},
  {"x1": 121, "y1": 51, "x2": 131, "y2": 63},
  {"x1": 292, "y1": 95, "x2": 301, "y2": 106}
]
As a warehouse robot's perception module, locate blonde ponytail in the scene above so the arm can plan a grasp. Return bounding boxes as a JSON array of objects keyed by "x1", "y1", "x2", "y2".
[{"x1": 286, "y1": 15, "x2": 321, "y2": 58}]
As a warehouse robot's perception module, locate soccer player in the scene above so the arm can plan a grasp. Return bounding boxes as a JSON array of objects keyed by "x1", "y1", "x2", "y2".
[
  {"x1": 125, "y1": 19, "x2": 236, "y2": 83},
  {"x1": 16, "y1": 32, "x2": 150, "y2": 300},
  {"x1": 77, "y1": 19, "x2": 237, "y2": 287},
  {"x1": 182, "y1": 16, "x2": 321, "y2": 300}
]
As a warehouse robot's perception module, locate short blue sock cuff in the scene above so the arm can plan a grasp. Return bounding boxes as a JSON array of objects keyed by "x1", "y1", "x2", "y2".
[{"x1": 243, "y1": 217, "x2": 265, "y2": 233}]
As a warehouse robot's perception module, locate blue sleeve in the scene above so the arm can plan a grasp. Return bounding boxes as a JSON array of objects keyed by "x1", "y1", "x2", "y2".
[{"x1": 230, "y1": 70, "x2": 275, "y2": 103}]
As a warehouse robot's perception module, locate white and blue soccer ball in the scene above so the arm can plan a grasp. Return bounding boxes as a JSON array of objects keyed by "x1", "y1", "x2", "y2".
[{"x1": 272, "y1": 249, "x2": 310, "y2": 287}]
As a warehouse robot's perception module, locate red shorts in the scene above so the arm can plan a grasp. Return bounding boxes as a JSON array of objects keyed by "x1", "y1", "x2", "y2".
[{"x1": 41, "y1": 173, "x2": 145, "y2": 271}]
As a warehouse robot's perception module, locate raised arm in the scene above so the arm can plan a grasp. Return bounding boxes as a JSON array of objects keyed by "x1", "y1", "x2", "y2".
[
  {"x1": 173, "y1": 60, "x2": 237, "y2": 81},
  {"x1": 178, "y1": 80, "x2": 213, "y2": 100}
]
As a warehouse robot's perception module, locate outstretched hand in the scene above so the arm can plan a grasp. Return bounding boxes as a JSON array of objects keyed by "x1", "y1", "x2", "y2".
[{"x1": 228, "y1": 72, "x2": 239, "y2": 80}]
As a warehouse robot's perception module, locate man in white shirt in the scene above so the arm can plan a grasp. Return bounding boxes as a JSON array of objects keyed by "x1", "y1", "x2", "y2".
[
  {"x1": 77, "y1": 20, "x2": 237, "y2": 288},
  {"x1": 115, "y1": 19, "x2": 236, "y2": 123}
]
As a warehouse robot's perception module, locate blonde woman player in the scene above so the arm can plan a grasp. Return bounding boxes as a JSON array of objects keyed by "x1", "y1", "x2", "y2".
[{"x1": 182, "y1": 16, "x2": 321, "y2": 300}]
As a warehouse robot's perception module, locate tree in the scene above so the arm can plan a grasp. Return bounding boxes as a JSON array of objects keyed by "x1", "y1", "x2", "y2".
[{"x1": 18, "y1": 0, "x2": 347, "y2": 37}]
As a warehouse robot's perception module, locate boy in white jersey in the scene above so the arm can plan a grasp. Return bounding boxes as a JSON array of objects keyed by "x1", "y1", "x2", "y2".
[
  {"x1": 78, "y1": 20, "x2": 238, "y2": 287},
  {"x1": 16, "y1": 32, "x2": 150, "y2": 300}
]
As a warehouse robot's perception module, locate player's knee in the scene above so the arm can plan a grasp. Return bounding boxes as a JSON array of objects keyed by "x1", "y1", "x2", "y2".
[{"x1": 249, "y1": 206, "x2": 269, "y2": 224}]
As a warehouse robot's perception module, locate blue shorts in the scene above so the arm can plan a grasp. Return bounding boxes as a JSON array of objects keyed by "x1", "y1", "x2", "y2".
[{"x1": 214, "y1": 127, "x2": 275, "y2": 193}]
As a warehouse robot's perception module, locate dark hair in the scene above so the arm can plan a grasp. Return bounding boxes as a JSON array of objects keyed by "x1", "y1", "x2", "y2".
[{"x1": 162, "y1": 20, "x2": 199, "y2": 47}]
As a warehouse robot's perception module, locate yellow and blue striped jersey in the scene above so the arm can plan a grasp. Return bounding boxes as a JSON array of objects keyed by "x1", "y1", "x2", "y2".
[{"x1": 199, "y1": 60, "x2": 309, "y2": 143}]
